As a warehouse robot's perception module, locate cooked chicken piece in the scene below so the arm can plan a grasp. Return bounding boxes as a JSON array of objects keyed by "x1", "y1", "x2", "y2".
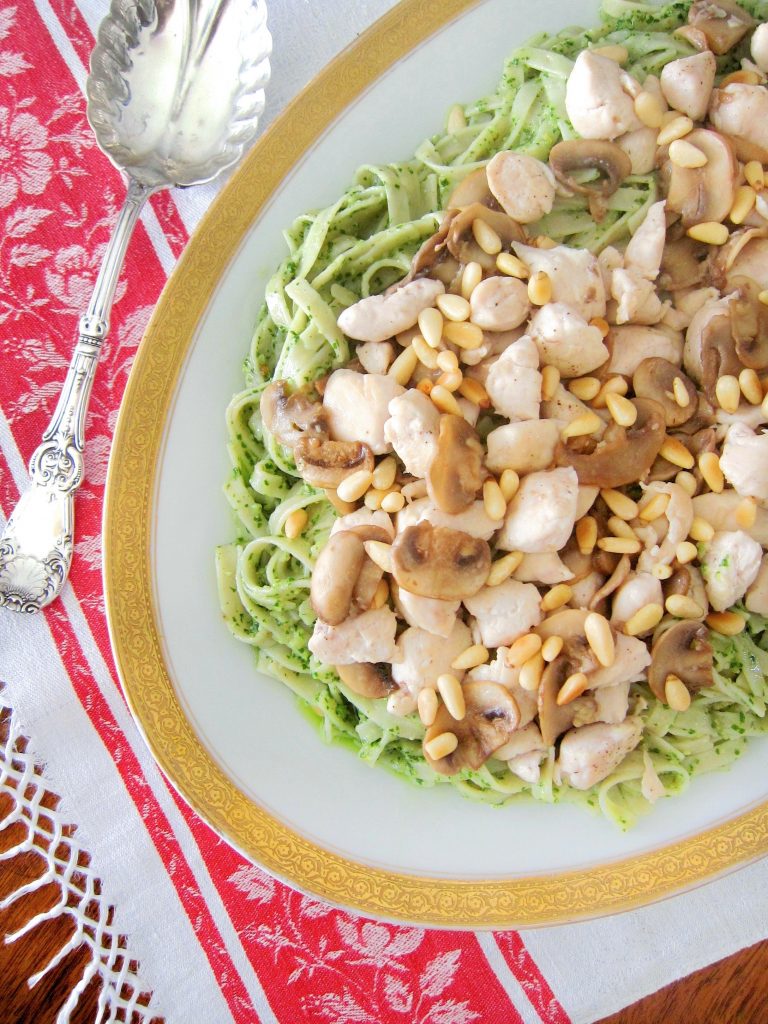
[
  {"x1": 512, "y1": 243, "x2": 606, "y2": 320},
  {"x1": 528, "y1": 303, "x2": 609, "y2": 377},
  {"x1": 693, "y1": 490, "x2": 768, "y2": 546},
  {"x1": 486, "y1": 151, "x2": 557, "y2": 222},
  {"x1": 485, "y1": 419, "x2": 560, "y2": 475},
  {"x1": 383, "y1": 390, "x2": 440, "y2": 478},
  {"x1": 494, "y1": 721, "x2": 547, "y2": 762},
  {"x1": 541, "y1": 383, "x2": 603, "y2": 431},
  {"x1": 709, "y1": 84, "x2": 768, "y2": 162},
  {"x1": 337, "y1": 278, "x2": 445, "y2": 343},
  {"x1": 308, "y1": 606, "x2": 398, "y2": 665},
  {"x1": 464, "y1": 578, "x2": 542, "y2": 648},
  {"x1": 660, "y1": 51, "x2": 716, "y2": 121},
  {"x1": 608, "y1": 324, "x2": 683, "y2": 376},
  {"x1": 752, "y1": 22, "x2": 768, "y2": 72},
  {"x1": 392, "y1": 583, "x2": 459, "y2": 639},
  {"x1": 497, "y1": 467, "x2": 579, "y2": 553},
  {"x1": 484, "y1": 336, "x2": 542, "y2": 420},
  {"x1": 719, "y1": 423, "x2": 768, "y2": 502},
  {"x1": 323, "y1": 369, "x2": 404, "y2": 455},
  {"x1": 700, "y1": 530, "x2": 763, "y2": 612},
  {"x1": 674, "y1": 286, "x2": 719, "y2": 320},
  {"x1": 588, "y1": 634, "x2": 652, "y2": 689},
  {"x1": 715, "y1": 404, "x2": 768, "y2": 431},
  {"x1": 357, "y1": 340, "x2": 394, "y2": 375},
  {"x1": 611, "y1": 269, "x2": 664, "y2": 325},
  {"x1": 330, "y1": 509, "x2": 395, "y2": 541},
  {"x1": 565, "y1": 50, "x2": 642, "y2": 140},
  {"x1": 616, "y1": 126, "x2": 658, "y2": 175},
  {"x1": 746, "y1": 554, "x2": 768, "y2": 615},
  {"x1": 557, "y1": 719, "x2": 643, "y2": 790},
  {"x1": 396, "y1": 496, "x2": 499, "y2": 542},
  {"x1": 637, "y1": 483, "x2": 694, "y2": 573},
  {"x1": 470, "y1": 276, "x2": 531, "y2": 331},
  {"x1": 514, "y1": 551, "x2": 574, "y2": 585},
  {"x1": 391, "y1": 620, "x2": 472, "y2": 710},
  {"x1": 467, "y1": 650, "x2": 538, "y2": 727},
  {"x1": 598, "y1": 246, "x2": 623, "y2": 293},
  {"x1": 610, "y1": 572, "x2": 664, "y2": 631},
  {"x1": 573, "y1": 681, "x2": 632, "y2": 727},
  {"x1": 624, "y1": 201, "x2": 667, "y2": 281},
  {"x1": 569, "y1": 571, "x2": 606, "y2": 610}
]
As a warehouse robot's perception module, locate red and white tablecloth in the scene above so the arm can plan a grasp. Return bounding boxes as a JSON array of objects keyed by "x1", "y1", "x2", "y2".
[{"x1": 2, "y1": 2, "x2": 768, "y2": 1022}]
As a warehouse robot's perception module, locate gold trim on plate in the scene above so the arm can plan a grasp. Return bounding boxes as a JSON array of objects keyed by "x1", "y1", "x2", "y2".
[{"x1": 104, "y1": 0, "x2": 768, "y2": 927}]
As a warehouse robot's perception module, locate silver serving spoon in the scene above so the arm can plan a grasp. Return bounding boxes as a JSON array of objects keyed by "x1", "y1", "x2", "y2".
[{"x1": 0, "y1": 0, "x2": 271, "y2": 612}]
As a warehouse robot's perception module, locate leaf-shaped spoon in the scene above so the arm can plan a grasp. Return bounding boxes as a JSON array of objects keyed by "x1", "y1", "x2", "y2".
[{"x1": 0, "y1": 0, "x2": 271, "y2": 612}]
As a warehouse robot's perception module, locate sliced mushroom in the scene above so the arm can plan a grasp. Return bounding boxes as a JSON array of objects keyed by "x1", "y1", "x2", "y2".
[
  {"x1": 556, "y1": 397, "x2": 666, "y2": 488},
  {"x1": 549, "y1": 139, "x2": 631, "y2": 218},
  {"x1": 392, "y1": 521, "x2": 490, "y2": 601},
  {"x1": 677, "y1": 0, "x2": 754, "y2": 54},
  {"x1": 589, "y1": 554, "x2": 632, "y2": 610},
  {"x1": 294, "y1": 436, "x2": 374, "y2": 488},
  {"x1": 662, "y1": 129, "x2": 738, "y2": 228},
  {"x1": 446, "y1": 202, "x2": 526, "y2": 271},
  {"x1": 709, "y1": 226, "x2": 768, "y2": 292},
  {"x1": 423, "y1": 681, "x2": 520, "y2": 775},
  {"x1": 698, "y1": 306, "x2": 743, "y2": 404},
  {"x1": 647, "y1": 620, "x2": 713, "y2": 703},
  {"x1": 729, "y1": 276, "x2": 768, "y2": 370},
  {"x1": 260, "y1": 380, "x2": 328, "y2": 448},
  {"x1": 659, "y1": 236, "x2": 708, "y2": 292},
  {"x1": 311, "y1": 532, "x2": 367, "y2": 625},
  {"x1": 633, "y1": 358, "x2": 697, "y2": 428},
  {"x1": 336, "y1": 662, "x2": 395, "y2": 699},
  {"x1": 427, "y1": 415, "x2": 485, "y2": 514},
  {"x1": 447, "y1": 167, "x2": 495, "y2": 209},
  {"x1": 537, "y1": 658, "x2": 580, "y2": 746}
]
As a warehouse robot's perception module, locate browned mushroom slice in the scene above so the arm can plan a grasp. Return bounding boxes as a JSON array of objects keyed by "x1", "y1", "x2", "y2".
[
  {"x1": 659, "y1": 236, "x2": 708, "y2": 292},
  {"x1": 427, "y1": 414, "x2": 485, "y2": 514},
  {"x1": 260, "y1": 380, "x2": 329, "y2": 448},
  {"x1": 632, "y1": 358, "x2": 697, "y2": 428},
  {"x1": 447, "y1": 167, "x2": 495, "y2": 208},
  {"x1": 391, "y1": 521, "x2": 491, "y2": 601},
  {"x1": 311, "y1": 532, "x2": 367, "y2": 625},
  {"x1": 336, "y1": 662, "x2": 395, "y2": 699},
  {"x1": 729, "y1": 276, "x2": 768, "y2": 370},
  {"x1": 662, "y1": 129, "x2": 738, "y2": 227},
  {"x1": 709, "y1": 226, "x2": 768, "y2": 291},
  {"x1": 446, "y1": 203, "x2": 526, "y2": 271},
  {"x1": 294, "y1": 436, "x2": 374, "y2": 488},
  {"x1": 423, "y1": 681, "x2": 520, "y2": 776},
  {"x1": 556, "y1": 397, "x2": 666, "y2": 488},
  {"x1": 589, "y1": 554, "x2": 632, "y2": 610},
  {"x1": 549, "y1": 140, "x2": 631, "y2": 201},
  {"x1": 678, "y1": 0, "x2": 754, "y2": 54},
  {"x1": 699, "y1": 307, "x2": 743, "y2": 404},
  {"x1": 538, "y1": 658, "x2": 580, "y2": 746},
  {"x1": 647, "y1": 621, "x2": 713, "y2": 703}
]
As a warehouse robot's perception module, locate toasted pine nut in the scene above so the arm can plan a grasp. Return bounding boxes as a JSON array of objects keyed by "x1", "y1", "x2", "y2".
[
  {"x1": 527, "y1": 270, "x2": 552, "y2": 305},
  {"x1": 499, "y1": 468, "x2": 520, "y2": 502},
  {"x1": 653, "y1": 563, "x2": 674, "y2": 580},
  {"x1": 601, "y1": 488, "x2": 639, "y2": 520},
  {"x1": 639, "y1": 491, "x2": 670, "y2": 522},
  {"x1": 698, "y1": 451, "x2": 724, "y2": 493},
  {"x1": 576, "y1": 515, "x2": 598, "y2": 554},
  {"x1": 388, "y1": 344, "x2": 418, "y2": 385},
  {"x1": 418, "y1": 307, "x2": 443, "y2": 348},
  {"x1": 437, "y1": 673, "x2": 466, "y2": 720},
  {"x1": 460, "y1": 260, "x2": 483, "y2": 299},
  {"x1": 589, "y1": 315, "x2": 610, "y2": 337},
  {"x1": 483, "y1": 479, "x2": 507, "y2": 521},
  {"x1": 541, "y1": 583, "x2": 573, "y2": 611},
  {"x1": 593, "y1": 375, "x2": 628, "y2": 408},
  {"x1": 665, "y1": 593, "x2": 704, "y2": 619},
  {"x1": 487, "y1": 550, "x2": 523, "y2": 586},
  {"x1": 541, "y1": 635, "x2": 564, "y2": 662},
  {"x1": 706, "y1": 611, "x2": 747, "y2": 635},
  {"x1": 364, "y1": 540, "x2": 393, "y2": 572},
  {"x1": 745, "y1": 160, "x2": 765, "y2": 191},
  {"x1": 634, "y1": 90, "x2": 665, "y2": 127},
  {"x1": 534, "y1": 235, "x2": 557, "y2": 249},
  {"x1": 506, "y1": 633, "x2": 543, "y2": 668},
  {"x1": 585, "y1": 611, "x2": 615, "y2": 667},
  {"x1": 672, "y1": 376, "x2": 691, "y2": 408},
  {"x1": 417, "y1": 687, "x2": 438, "y2": 727},
  {"x1": 562, "y1": 411, "x2": 602, "y2": 439},
  {"x1": 569, "y1": 376, "x2": 601, "y2": 401},
  {"x1": 739, "y1": 367, "x2": 763, "y2": 405},
  {"x1": 608, "y1": 516, "x2": 637, "y2": 540},
  {"x1": 284, "y1": 508, "x2": 308, "y2": 539},
  {"x1": 736, "y1": 496, "x2": 757, "y2": 529},
  {"x1": 458, "y1": 376, "x2": 490, "y2": 408},
  {"x1": 729, "y1": 184, "x2": 756, "y2": 225},
  {"x1": 541, "y1": 364, "x2": 561, "y2": 401},
  {"x1": 472, "y1": 218, "x2": 502, "y2": 255},
  {"x1": 687, "y1": 222, "x2": 729, "y2": 245},
  {"x1": 660, "y1": 437, "x2": 694, "y2": 469},
  {"x1": 665, "y1": 673, "x2": 691, "y2": 711},
  {"x1": 657, "y1": 114, "x2": 693, "y2": 146},
  {"x1": 557, "y1": 672, "x2": 589, "y2": 706},
  {"x1": 605, "y1": 392, "x2": 638, "y2": 427},
  {"x1": 689, "y1": 516, "x2": 715, "y2": 542},
  {"x1": 380, "y1": 490, "x2": 405, "y2": 513},
  {"x1": 624, "y1": 602, "x2": 664, "y2": 636},
  {"x1": 675, "y1": 470, "x2": 697, "y2": 496},
  {"x1": 436, "y1": 349, "x2": 459, "y2": 373},
  {"x1": 676, "y1": 540, "x2": 698, "y2": 564},
  {"x1": 597, "y1": 537, "x2": 642, "y2": 554},
  {"x1": 412, "y1": 333, "x2": 438, "y2": 369},
  {"x1": 716, "y1": 373, "x2": 741, "y2": 412},
  {"x1": 519, "y1": 652, "x2": 545, "y2": 691},
  {"x1": 437, "y1": 292, "x2": 471, "y2": 322},
  {"x1": 590, "y1": 43, "x2": 628, "y2": 62},
  {"x1": 443, "y1": 320, "x2": 484, "y2": 349},
  {"x1": 372, "y1": 456, "x2": 397, "y2": 491},
  {"x1": 438, "y1": 368, "x2": 463, "y2": 392},
  {"x1": 417, "y1": 378, "x2": 434, "y2": 396},
  {"x1": 424, "y1": 731, "x2": 459, "y2": 760},
  {"x1": 364, "y1": 488, "x2": 384, "y2": 510},
  {"x1": 721, "y1": 69, "x2": 760, "y2": 86},
  {"x1": 447, "y1": 102, "x2": 467, "y2": 133},
  {"x1": 496, "y1": 251, "x2": 529, "y2": 278},
  {"x1": 337, "y1": 469, "x2": 373, "y2": 503},
  {"x1": 430, "y1": 384, "x2": 463, "y2": 415},
  {"x1": 451, "y1": 645, "x2": 489, "y2": 672},
  {"x1": 372, "y1": 577, "x2": 389, "y2": 609},
  {"x1": 669, "y1": 138, "x2": 707, "y2": 168}
]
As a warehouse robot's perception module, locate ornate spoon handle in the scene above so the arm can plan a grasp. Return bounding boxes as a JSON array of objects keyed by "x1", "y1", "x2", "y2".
[{"x1": 0, "y1": 177, "x2": 153, "y2": 612}]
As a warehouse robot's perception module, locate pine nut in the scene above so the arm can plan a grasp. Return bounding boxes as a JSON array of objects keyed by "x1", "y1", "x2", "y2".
[
  {"x1": 364, "y1": 540, "x2": 393, "y2": 572},
  {"x1": 676, "y1": 540, "x2": 698, "y2": 564},
  {"x1": 438, "y1": 369, "x2": 463, "y2": 392},
  {"x1": 284, "y1": 508, "x2": 308, "y2": 539},
  {"x1": 541, "y1": 364, "x2": 561, "y2": 401},
  {"x1": 597, "y1": 537, "x2": 642, "y2": 554},
  {"x1": 561, "y1": 411, "x2": 602, "y2": 439},
  {"x1": 461, "y1": 261, "x2": 483, "y2": 299},
  {"x1": 417, "y1": 379, "x2": 434, "y2": 396},
  {"x1": 437, "y1": 673, "x2": 466, "y2": 720},
  {"x1": 443, "y1": 320, "x2": 484, "y2": 349},
  {"x1": 590, "y1": 44, "x2": 628, "y2": 62},
  {"x1": 593, "y1": 376, "x2": 628, "y2": 408},
  {"x1": 675, "y1": 470, "x2": 697, "y2": 496},
  {"x1": 569, "y1": 376, "x2": 601, "y2": 401},
  {"x1": 624, "y1": 602, "x2": 664, "y2": 636},
  {"x1": 450, "y1": 645, "x2": 489, "y2": 673},
  {"x1": 337, "y1": 469, "x2": 373, "y2": 503},
  {"x1": 589, "y1": 315, "x2": 611, "y2": 338},
  {"x1": 499, "y1": 468, "x2": 520, "y2": 502},
  {"x1": 739, "y1": 367, "x2": 763, "y2": 405},
  {"x1": 541, "y1": 635, "x2": 564, "y2": 662},
  {"x1": 605, "y1": 392, "x2": 638, "y2": 427},
  {"x1": 653, "y1": 563, "x2": 674, "y2": 580},
  {"x1": 609, "y1": 516, "x2": 637, "y2": 540},
  {"x1": 519, "y1": 652, "x2": 545, "y2": 691},
  {"x1": 458, "y1": 377, "x2": 490, "y2": 408},
  {"x1": 447, "y1": 103, "x2": 467, "y2": 134},
  {"x1": 705, "y1": 611, "x2": 747, "y2": 635},
  {"x1": 698, "y1": 451, "x2": 724, "y2": 493},
  {"x1": 665, "y1": 594, "x2": 704, "y2": 619},
  {"x1": 721, "y1": 69, "x2": 760, "y2": 86},
  {"x1": 372, "y1": 456, "x2": 397, "y2": 491},
  {"x1": 412, "y1": 333, "x2": 438, "y2": 369},
  {"x1": 665, "y1": 673, "x2": 691, "y2": 711},
  {"x1": 496, "y1": 252, "x2": 529, "y2": 279},
  {"x1": 418, "y1": 307, "x2": 443, "y2": 349},
  {"x1": 639, "y1": 491, "x2": 670, "y2": 522},
  {"x1": 424, "y1": 731, "x2": 459, "y2": 760},
  {"x1": 380, "y1": 490, "x2": 405, "y2": 513},
  {"x1": 657, "y1": 114, "x2": 693, "y2": 146},
  {"x1": 527, "y1": 270, "x2": 552, "y2": 305},
  {"x1": 506, "y1": 633, "x2": 543, "y2": 668},
  {"x1": 534, "y1": 235, "x2": 557, "y2": 249},
  {"x1": 736, "y1": 496, "x2": 757, "y2": 529},
  {"x1": 660, "y1": 437, "x2": 694, "y2": 469},
  {"x1": 436, "y1": 349, "x2": 459, "y2": 373},
  {"x1": 687, "y1": 222, "x2": 729, "y2": 245},
  {"x1": 437, "y1": 292, "x2": 471, "y2": 322},
  {"x1": 487, "y1": 550, "x2": 523, "y2": 586},
  {"x1": 745, "y1": 161, "x2": 765, "y2": 191},
  {"x1": 689, "y1": 516, "x2": 715, "y2": 542},
  {"x1": 669, "y1": 138, "x2": 707, "y2": 168},
  {"x1": 557, "y1": 671, "x2": 590, "y2": 706},
  {"x1": 541, "y1": 583, "x2": 573, "y2": 611},
  {"x1": 601, "y1": 488, "x2": 639, "y2": 520},
  {"x1": 417, "y1": 687, "x2": 438, "y2": 727},
  {"x1": 472, "y1": 218, "x2": 502, "y2": 255},
  {"x1": 430, "y1": 384, "x2": 463, "y2": 415},
  {"x1": 672, "y1": 376, "x2": 691, "y2": 407},
  {"x1": 389, "y1": 344, "x2": 418, "y2": 385},
  {"x1": 761, "y1": 293, "x2": 768, "y2": 310},
  {"x1": 585, "y1": 611, "x2": 615, "y2": 667},
  {"x1": 364, "y1": 488, "x2": 384, "y2": 510},
  {"x1": 372, "y1": 577, "x2": 389, "y2": 609},
  {"x1": 634, "y1": 90, "x2": 665, "y2": 127},
  {"x1": 576, "y1": 515, "x2": 598, "y2": 554},
  {"x1": 483, "y1": 479, "x2": 507, "y2": 521},
  {"x1": 729, "y1": 184, "x2": 756, "y2": 225}
]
